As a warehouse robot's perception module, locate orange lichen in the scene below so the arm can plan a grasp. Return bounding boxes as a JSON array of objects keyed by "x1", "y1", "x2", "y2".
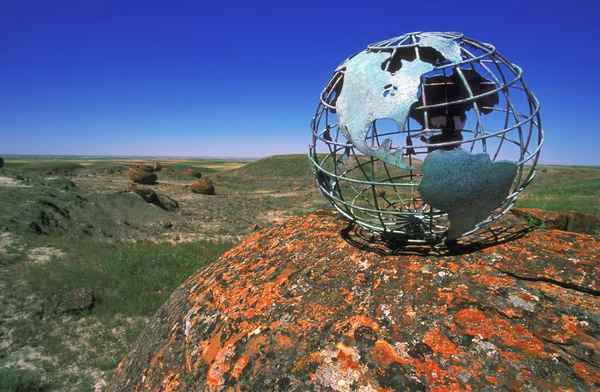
[
  {"x1": 423, "y1": 329, "x2": 458, "y2": 359},
  {"x1": 232, "y1": 356, "x2": 249, "y2": 378},
  {"x1": 371, "y1": 341, "x2": 405, "y2": 365},
  {"x1": 573, "y1": 363, "x2": 600, "y2": 386},
  {"x1": 456, "y1": 309, "x2": 545, "y2": 356},
  {"x1": 206, "y1": 342, "x2": 236, "y2": 386}
]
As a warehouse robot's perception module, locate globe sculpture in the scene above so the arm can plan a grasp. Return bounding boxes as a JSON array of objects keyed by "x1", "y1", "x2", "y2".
[{"x1": 309, "y1": 32, "x2": 543, "y2": 244}]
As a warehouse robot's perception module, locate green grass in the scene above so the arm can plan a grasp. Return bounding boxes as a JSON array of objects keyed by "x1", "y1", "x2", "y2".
[
  {"x1": 0, "y1": 366, "x2": 49, "y2": 392},
  {"x1": 18, "y1": 161, "x2": 84, "y2": 170},
  {"x1": 20, "y1": 238, "x2": 236, "y2": 318},
  {"x1": 169, "y1": 162, "x2": 220, "y2": 173},
  {"x1": 516, "y1": 166, "x2": 600, "y2": 215}
]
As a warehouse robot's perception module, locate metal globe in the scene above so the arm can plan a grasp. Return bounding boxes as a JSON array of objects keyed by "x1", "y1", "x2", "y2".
[{"x1": 309, "y1": 32, "x2": 543, "y2": 244}]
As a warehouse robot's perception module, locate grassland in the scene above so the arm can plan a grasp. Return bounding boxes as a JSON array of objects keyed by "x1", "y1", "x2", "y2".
[{"x1": 0, "y1": 155, "x2": 597, "y2": 391}]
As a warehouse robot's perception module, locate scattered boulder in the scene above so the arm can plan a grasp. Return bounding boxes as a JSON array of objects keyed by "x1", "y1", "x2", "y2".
[
  {"x1": 157, "y1": 194, "x2": 179, "y2": 212},
  {"x1": 126, "y1": 184, "x2": 179, "y2": 212},
  {"x1": 136, "y1": 163, "x2": 154, "y2": 172},
  {"x1": 153, "y1": 161, "x2": 162, "y2": 171},
  {"x1": 191, "y1": 179, "x2": 215, "y2": 195},
  {"x1": 187, "y1": 168, "x2": 202, "y2": 178},
  {"x1": 129, "y1": 168, "x2": 157, "y2": 185},
  {"x1": 44, "y1": 168, "x2": 69, "y2": 176},
  {"x1": 160, "y1": 220, "x2": 173, "y2": 229},
  {"x1": 53, "y1": 288, "x2": 94, "y2": 315},
  {"x1": 0, "y1": 157, "x2": 3, "y2": 169},
  {"x1": 128, "y1": 184, "x2": 160, "y2": 204}
]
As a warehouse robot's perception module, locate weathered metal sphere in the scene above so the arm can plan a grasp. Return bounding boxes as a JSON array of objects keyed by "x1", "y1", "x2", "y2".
[{"x1": 309, "y1": 32, "x2": 543, "y2": 244}]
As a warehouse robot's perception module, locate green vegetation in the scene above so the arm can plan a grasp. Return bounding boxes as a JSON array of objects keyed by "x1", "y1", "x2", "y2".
[
  {"x1": 20, "y1": 238, "x2": 235, "y2": 318},
  {"x1": 2, "y1": 236, "x2": 235, "y2": 390},
  {"x1": 0, "y1": 366, "x2": 49, "y2": 392},
  {"x1": 516, "y1": 166, "x2": 600, "y2": 215},
  {"x1": 170, "y1": 162, "x2": 219, "y2": 173},
  {"x1": 19, "y1": 161, "x2": 85, "y2": 170}
]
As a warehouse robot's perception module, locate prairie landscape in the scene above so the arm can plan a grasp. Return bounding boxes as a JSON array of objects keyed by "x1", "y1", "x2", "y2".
[{"x1": 0, "y1": 155, "x2": 598, "y2": 391}]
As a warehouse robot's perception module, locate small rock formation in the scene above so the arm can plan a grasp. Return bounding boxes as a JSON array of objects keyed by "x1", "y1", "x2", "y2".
[
  {"x1": 191, "y1": 179, "x2": 215, "y2": 195},
  {"x1": 157, "y1": 194, "x2": 179, "y2": 212},
  {"x1": 53, "y1": 288, "x2": 94, "y2": 314},
  {"x1": 128, "y1": 168, "x2": 157, "y2": 185},
  {"x1": 153, "y1": 161, "x2": 162, "y2": 171},
  {"x1": 127, "y1": 184, "x2": 179, "y2": 211},
  {"x1": 110, "y1": 211, "x2": 600, "y2": 391},
  {"x1": 187, "y1": 168, "x2": 202, "y2": 178},
  {"x1": 160, "y1": 220, "x2": 173, "y2": 229},
  {"x1": 44, "y1": 168, "x2": 69, "y2": 176},
  {"x1": 136, "y1": 163, "x2": 155, "y2": 172},
  {"x1": 0, "y1": 157, "x2": 4, "y2": 169}
]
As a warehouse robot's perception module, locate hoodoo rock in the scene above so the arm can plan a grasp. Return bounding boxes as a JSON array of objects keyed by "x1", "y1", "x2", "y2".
[
  {"x1": 191, "y1": 179, "x2": 215, "y2": 195},
  {"x1": 187, "y1": 168, "x2": 202, "y2": 178},
  {"x1": 110, "y1": 212, "x2": 600, "y2": 391},
  {"x1": 128, "y1": 167, "x2": 157, "y2": 185}
]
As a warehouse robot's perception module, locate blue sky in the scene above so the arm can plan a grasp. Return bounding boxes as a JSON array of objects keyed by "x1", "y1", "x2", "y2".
[{"x1": 1, "y1": 0, "x2": 598, "y2": 165}]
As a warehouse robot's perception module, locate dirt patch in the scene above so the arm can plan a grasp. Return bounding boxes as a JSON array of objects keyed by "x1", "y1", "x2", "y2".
[
  {"x1": 28, "y1": 247, "x2": 65, "y2": 264},
  {"x1": 0, "y1": 176, "x2": 28, "y2": 187}
]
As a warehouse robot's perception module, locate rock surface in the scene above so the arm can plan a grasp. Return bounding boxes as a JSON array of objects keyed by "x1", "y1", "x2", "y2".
[
  {"x1": 110, "y1": 214, "x2": 600, "y2": 391},
  {"x1": 191, "y1": 179, "x2": 215, "y2": 195},
  {"x1": 129, "y1": 168, "x2": 158, "y2": 185},
  {"x1": 512, "y1": 207, "x2": 600, "y2": 235}
]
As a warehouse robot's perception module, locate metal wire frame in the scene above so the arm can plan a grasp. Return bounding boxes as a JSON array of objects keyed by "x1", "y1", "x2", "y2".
[{"x1": 309, "y1": 32, "x2": 544, "y2": 243}]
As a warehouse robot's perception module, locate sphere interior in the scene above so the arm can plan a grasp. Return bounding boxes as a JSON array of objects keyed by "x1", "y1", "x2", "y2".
[{"x1": 309, "y1": 32, "x2": 543, "y2": 244}]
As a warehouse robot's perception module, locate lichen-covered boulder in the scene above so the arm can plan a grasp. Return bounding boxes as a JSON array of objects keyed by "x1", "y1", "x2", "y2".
[
  {"x1": 129, "y1": 168, "x2": 157, "y2": 185},
  {"x1": 191, "y1": 179, "x2": 214, "y2": 195},
  {"x1": 110, "y1": 213, "x2": 600, "y2": 391}
]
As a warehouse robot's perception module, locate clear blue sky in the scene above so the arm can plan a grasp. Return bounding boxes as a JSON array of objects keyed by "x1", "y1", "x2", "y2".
[{"x1": 1, "y1": 0, "x2": 598, "y2": 165}]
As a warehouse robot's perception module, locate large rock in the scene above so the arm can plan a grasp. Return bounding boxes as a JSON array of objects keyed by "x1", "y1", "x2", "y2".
[
  {"x1": 110, "y1": 213, "x2": 600, "y2": 391},
  {"x1": 191, "y1": 179, "x2": 215, "y2": 195},
  {"x1": 128, "y1": 168, "x2": 157, "y2": 185}
]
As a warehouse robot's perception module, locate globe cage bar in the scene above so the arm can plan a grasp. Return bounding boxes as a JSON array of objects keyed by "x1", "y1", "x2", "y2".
[{"x1": 309, "y1": 32, "x2": 543, "y2": 244}]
